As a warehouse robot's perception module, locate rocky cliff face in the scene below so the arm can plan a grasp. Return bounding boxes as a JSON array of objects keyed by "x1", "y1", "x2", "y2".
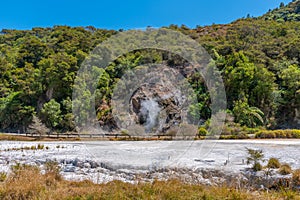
[
  {"x1": 111, "y1": 64, "x2": 197, "y2": 135},
  {"x1": 130, "y1": 83, "x2": 186, "y2": 133}
]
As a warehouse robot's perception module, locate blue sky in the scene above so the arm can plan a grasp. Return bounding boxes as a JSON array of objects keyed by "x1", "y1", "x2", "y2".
[{"x1": 0, "y1": 0, "x2": 293, "y2": 30}]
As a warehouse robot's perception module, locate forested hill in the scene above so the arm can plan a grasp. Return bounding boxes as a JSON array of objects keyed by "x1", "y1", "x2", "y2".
[
  {"x1": 262, "y1": 0, "x2": 300, "y2": 21},
  {"x1": 0, "y1": 2, "x2": 299, "y2": 133}
]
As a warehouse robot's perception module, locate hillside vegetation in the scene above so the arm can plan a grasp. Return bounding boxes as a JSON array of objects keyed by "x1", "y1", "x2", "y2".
[{"x1": 0, "y1": 1, "x2": 299, "y2": 134}]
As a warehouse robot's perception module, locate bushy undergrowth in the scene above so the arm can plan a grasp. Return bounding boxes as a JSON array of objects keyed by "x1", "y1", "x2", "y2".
[
  {"x1": 219, "y1": 124, "x2": 262, "y2": 139},
  {"x1": 255, "y1": 129, "x2": 300, "y2": 139}
]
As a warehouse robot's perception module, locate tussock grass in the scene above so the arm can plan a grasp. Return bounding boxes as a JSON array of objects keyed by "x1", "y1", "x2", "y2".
[
  {"x1": 279, "y1": 163, "x2": 293, "y2": 175},
  {"x1": 267, "y1": 157, "x2": 281, "y2": 169},
  {"x1": 0, "y1": 134, "x2": 36, "y2": 141},
  {"x1": 0, "y1": 166, "x2": 299, "y2": 199}
]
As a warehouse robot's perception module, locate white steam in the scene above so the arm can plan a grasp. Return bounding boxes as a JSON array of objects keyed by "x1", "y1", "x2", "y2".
[{"x1": 140, "y1": 99, "x2": 161, "y2": 132}]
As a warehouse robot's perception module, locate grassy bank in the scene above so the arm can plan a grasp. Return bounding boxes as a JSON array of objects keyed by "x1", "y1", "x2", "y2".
[{"x1": 0, "y1": 165, "x2": 299, "y2": 200}]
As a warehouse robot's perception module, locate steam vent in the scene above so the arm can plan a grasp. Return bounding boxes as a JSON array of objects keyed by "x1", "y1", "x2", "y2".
[
  {"x1": 130, "y1": 83, "x2": 184, "y2": 133},
  {"x1": 112, "y1": 64, "x2": 197, "y2": 136}
]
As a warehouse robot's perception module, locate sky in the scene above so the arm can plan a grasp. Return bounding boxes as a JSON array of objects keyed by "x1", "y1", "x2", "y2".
[{"x1": 0, "y1": 0, "x2": 293, "y2": 30}]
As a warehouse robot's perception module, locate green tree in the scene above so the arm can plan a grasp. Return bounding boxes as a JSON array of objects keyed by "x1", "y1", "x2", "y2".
[
  {"x1": 41, "y1": 99, "x2": 62, "y2": 130},
  {"x1": 61, "y1": 97, "x2": 75, "y2": 131},
  {"x1": 0, "y1": 92, "x2": 35, "y2": 132},
  {"x1": 223, "y1": 52, "x2": 275, "y2": 124},
  {"x1": 278, "y1": 64, "x2": 300, "y2": 126},
  {"x1": 233, "y1": 98, "x2": 264, "y2": 127}
]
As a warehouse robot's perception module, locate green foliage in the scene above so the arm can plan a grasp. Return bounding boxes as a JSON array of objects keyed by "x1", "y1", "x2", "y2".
[
  {"x1": 0, "y1": 92, "x2": 35, "y2": 132},
  {"x1": 233, "y1": 98, "x2": 264, "y2": 128},
  {"x1": 1, "y1": 11, "x2": 300, "y2": 133},
  {"x1": 198, "y1": 127, "x2": 208, "y2": 137},
  {"x1": 277, "y1": 64, "x2": 300, "y2": 126},
  {"x1": 61, "y1": 97, "x2": 75, "y2": 131},
  {"x1": 255, "y1": 129, "x2": 300, "y2": 139},
  {"x1": 41, "y1": 99, "x2": 62, "y2": 129},
  {"x1": 262, "y1": 1, "x2": 300, "y2": 22}
]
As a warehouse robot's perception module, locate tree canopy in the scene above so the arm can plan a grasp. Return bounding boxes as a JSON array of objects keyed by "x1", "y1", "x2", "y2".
[{"x1": 0, "y1": 1, "x2": 300, "y2": 133}]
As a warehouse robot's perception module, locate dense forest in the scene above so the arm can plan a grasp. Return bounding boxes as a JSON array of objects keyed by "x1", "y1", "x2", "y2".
[{"x1": 0, "y1": 1, "x2": 299, "y2": 134}]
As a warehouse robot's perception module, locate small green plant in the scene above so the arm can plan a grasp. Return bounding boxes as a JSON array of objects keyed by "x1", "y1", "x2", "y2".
[
  {"x1": 120, "y1": 129, "x2": 129, "y2": 135},
  {"x1": 198, "y1": 127, "x2": 208, "y2": 137},
  {"x1": 267, "y1": 157, "x2": 281, "y2": 169},
  {"x1": 246, "y1": 148, "x2": 264, "y2": 171},
  {"x1": 279, "y1": 163, "x2": 292, "y2": 175},
  {"x1": 120, "y1": 129, "x2": 131, "y2": 138},
  {"x1": 37, "y1": 144, "x2": 44, "y2": 150}
]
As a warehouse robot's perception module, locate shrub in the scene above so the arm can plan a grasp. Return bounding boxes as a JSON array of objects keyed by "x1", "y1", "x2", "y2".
[
  {"x1": 120, "y1": 129, "x2": 129, "y2": 136},
  {"x1": 236, "y1": 132, "x2": 250, "y2": 139},
  {"x1": 279, "y1": 163, "x2": 292, "y2": 175},
  {"x1": 267, "y1": 157, "x2": 281, "y2": 169},
  {"x1": 198, "y1": 127, "x2": 208, "y2": 137},
  {"x1": 255, "y1": 131, "x2": 276, "y2": 138},
  {"x1": 255, "y1": 129, "x2": 300, "y2": 139}
]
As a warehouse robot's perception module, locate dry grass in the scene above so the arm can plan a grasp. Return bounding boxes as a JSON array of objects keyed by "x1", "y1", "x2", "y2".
[
  {"x1": 279, "y1": 163, "x2": 293, "y2": 175},
  {"x1": 293, "y1": 169, "x2": 300, "y2": 187},
  {"x1": 0, "y1": 134, "x2": 36, "y2": 141},
  {"x1": 0, "y1": 166, "x2": 300, "y2": 200},
  {"x1": 0, "y1": 133, "x2": 82, "y2": 142}
]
